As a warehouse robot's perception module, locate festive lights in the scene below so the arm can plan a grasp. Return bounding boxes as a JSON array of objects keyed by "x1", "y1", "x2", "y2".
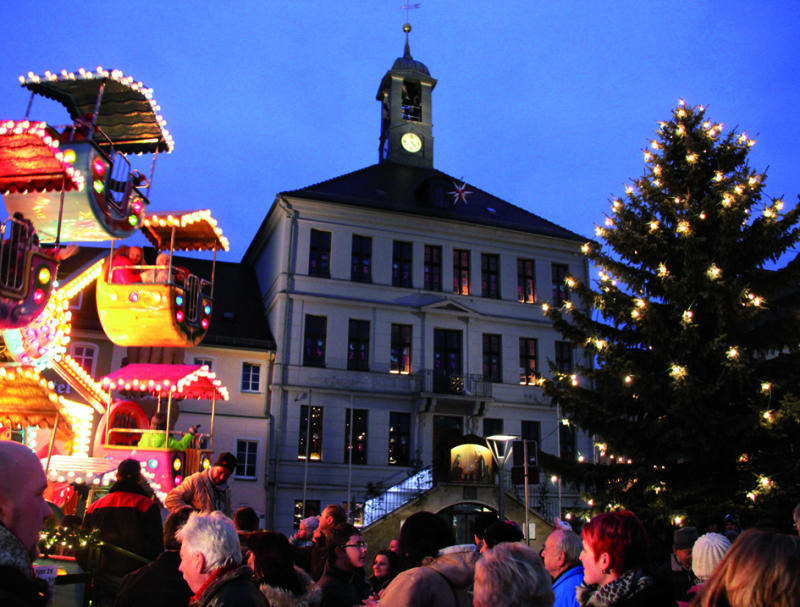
[
  {"x1": 19, "y1": 67, "x2": 174, "y2": 152},
  {"x1": 669, "y1": 364, "x2": 687, "y2": 381}
]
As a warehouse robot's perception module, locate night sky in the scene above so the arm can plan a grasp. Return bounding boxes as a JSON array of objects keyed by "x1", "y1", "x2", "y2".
[{"x1": 2, "y1": 1, "x2": 798, "y2": 262}]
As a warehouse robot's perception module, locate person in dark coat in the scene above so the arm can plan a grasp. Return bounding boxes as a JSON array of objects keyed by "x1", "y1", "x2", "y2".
[
  {"x1": 114, "y1": 507, "x2": 193, "y2": 607},
  {"x1": 0, "y1": 441, "x2": 52, "y2": 607},
  {"x1": 655, "y1": 526, "x2": 698, "y2": 603},
  {"x1": 302, "y1": 503, "x2": 346, "y2": 580},
  {"x1": 317, "y1": 523, "x2": 370, "y2": 607},
  {"x1": 177, "y1": 511, "x2": 267, "y2": 607}
]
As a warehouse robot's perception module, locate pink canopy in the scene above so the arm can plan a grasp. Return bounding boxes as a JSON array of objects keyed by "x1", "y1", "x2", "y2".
[{"x1": 101, "y1": 364, "x2": 229, "y2": 401}]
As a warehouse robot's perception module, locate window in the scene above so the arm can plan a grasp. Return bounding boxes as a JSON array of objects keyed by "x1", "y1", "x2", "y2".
[
  {"x1": 515, "y1": 420, "x2": 541, "y2": 465},
  {"x1": 390, "y1": 324, "x2": 412, "y2": 374},
  {"x1": 309, "y1": 229, "x2": 331, "y2": 278},
  {"x1": 424, "y1": 245, "x2": 442, "y2": 291},
  {"x1": 298, "y1": 405, "x2": 323, "y2": 461},
  {"x1": 481, "y1": 254, "x2": 500, "y2": 299},
  {"x1": 482, "y1": 334, "x2": 502, "y2": 382},
  {"x1": 392, "y1": 241, "x2": 413, "y2": 288},
  {"x1": 434, "y1": 329, "x2": 463, "y2": 393},
  {"x1": 401, "y1": 79, "x2": 422, "y2": 121},
  {"x1": 293, "y1": 499, "x2": 321, "y2": 529},
  {"x1": 388, "y1": 412, "x2": 411, "y2": 466},
  {"x1": 303, "y1": 315, "x2": 327, "y2": 367},
  {"x1": 555, "y1": 341, "x2": 573, "y2": 373},
  {"x1": 552, "y1": 263, "x2": 570, "y2": 306},
  {"x1": 235, "y1": 439, "x2": 258, "y2": 479},
  {"x1": 347, "y1": 319, "x2": 370, "y2": 371},
  {"x1": 517, "y1": 259, "x2": 536, "y2": 303},
  {"x1": 453, "y1": 249, "x2": 470, "y2": 295},
  {"x1": 194, "y1": 357, "x2": 213, "y2": 370},
  {"x1": 560, "y1": 424, "x2": 576, "y2": 461},
  {"x1": 519, "y1": 338, "x2": 538, "y2": 385},
  {"x1": 345, "y1": 408, "x2": 368, "y2": 465},
  {"x1": 241, "y1": 362, "x2": 262, "y2": 393},
  {"x1": 351, "y1": 235, "x2": 372, "y2": 283},
  {"x1": 70, "y1": 343, "x2": 97, "y2": 375},
  {"x1": 483, "y1": 418, "x2": 503, "y2": 438}
]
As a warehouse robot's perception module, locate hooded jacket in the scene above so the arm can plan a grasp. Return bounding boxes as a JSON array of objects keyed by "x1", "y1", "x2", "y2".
[
  {"x1": 164, "y1": 468, "x2": 231, "y2": 516},
  {"x1": 379, "y1": 544, "x2": 478, "y2": 607},
  {"x1": 259, "y1": 566, "x2": 322, "y2": 607}
]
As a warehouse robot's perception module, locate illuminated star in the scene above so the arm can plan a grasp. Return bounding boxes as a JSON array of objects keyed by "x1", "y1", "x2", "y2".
[{"x1": 449, "y1": 181, "x2": 472, "y2": 206}]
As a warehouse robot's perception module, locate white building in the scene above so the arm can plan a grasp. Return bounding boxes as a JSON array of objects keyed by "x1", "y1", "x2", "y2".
[{"x1": 245, "y1": 33, "x2": 593, "y2": 537}]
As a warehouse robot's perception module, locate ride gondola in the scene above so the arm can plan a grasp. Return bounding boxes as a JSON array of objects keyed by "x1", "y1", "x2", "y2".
[{"x1": 96, "y1": 210, "x2": 229, "y2": 347}]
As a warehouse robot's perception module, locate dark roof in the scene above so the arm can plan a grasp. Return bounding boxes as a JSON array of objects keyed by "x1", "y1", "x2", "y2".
[
  {"x1": 284, "y1": 162, "x2": 586, "y2": 242},
  {"x1": 58, "y1": 246, "x2": 274, "y2": 350}
]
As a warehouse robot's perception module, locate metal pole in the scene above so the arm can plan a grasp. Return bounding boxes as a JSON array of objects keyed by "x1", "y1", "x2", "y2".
[
  {"x1": 301, "y1": 391, "x2": 312, "y2": 517},
  {"x1": 523, "y1": 439, "x2": 530, "y2": 545},
  {"x1": 210, "y1": 394, "x2": 217, "y2": 450},
  {"x1": 165, "y1": 391, "x2": 173, "y2": 446},
  {"x1": 44, "y1": 412, "x2": 60, "y2": 476},
  {"x1": 556, "y1": 403, "x2": 562, "y2": 519},
  {"x1": 346, "y1": 394, "x2": 353, "y2": 522}
]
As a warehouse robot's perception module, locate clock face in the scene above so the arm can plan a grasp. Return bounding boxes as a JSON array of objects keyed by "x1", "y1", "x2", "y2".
[{"x1": 401, "y1": 132, "x2": 422, "y2": 153}]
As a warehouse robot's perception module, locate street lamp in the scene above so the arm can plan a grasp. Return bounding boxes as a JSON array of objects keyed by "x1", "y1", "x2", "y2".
[{"x1": 486, "y1": 434, "x2": 518, "y2": 520}]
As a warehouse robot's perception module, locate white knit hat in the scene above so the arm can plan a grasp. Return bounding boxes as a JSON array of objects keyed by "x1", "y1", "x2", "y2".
[{"x1": 692, "y1": 532, "x2": 732, "y2": 581}]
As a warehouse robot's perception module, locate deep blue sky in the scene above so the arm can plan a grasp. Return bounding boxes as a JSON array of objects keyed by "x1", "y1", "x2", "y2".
[{"x1": 2, "y1": 1, "x2": 798, "y2": 262}]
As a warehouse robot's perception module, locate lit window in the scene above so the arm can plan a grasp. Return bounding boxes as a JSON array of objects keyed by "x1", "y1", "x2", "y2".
[
  {"x1": 388, "y1": 412, "x2": 410, "y2": 466},
  {"x1": 298, "y1": 405, "x2": 323, "y2": 461},
  {"x1": 390, "y1": 324, "x2": 412, "y2": 374},
  {"x1": 517, "y1": 259, "x2": 536, "y2": 303},
  {"x1": 453, "y1": 249, "x2": 470, "y2": 295},
  {"x1": 519, "y1": 338, "x2": 538, "y2": 385},
  {"x1": 345, "y1": 408, "x2": 368, "y2": 465}
]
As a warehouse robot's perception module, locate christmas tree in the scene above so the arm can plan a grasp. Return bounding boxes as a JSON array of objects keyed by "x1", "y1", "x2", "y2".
[{"x1": 543, "y1": 100, "x2": 800, "y2": 530}]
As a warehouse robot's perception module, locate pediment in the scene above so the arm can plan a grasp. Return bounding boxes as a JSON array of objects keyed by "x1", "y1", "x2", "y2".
[{"x1": 421, "y1": 297, "x2": 477, "y2": 315}]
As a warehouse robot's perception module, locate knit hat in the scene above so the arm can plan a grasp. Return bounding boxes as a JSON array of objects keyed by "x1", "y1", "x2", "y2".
[
  {"x1": 673, "y1": 526, "x2": 698, "y2": 550},
  {"x1": 117, "y1": 458, "x2": 141, "y2": 480},
  {"x1": 301, "y1": 516, "x2": 319, "y2": 531},
  {"x1": 692, "y1": 532, "x2": 731, "y2": 581},
  {"x1": 213, "y1": 452, "x2": 238, "y2": 471}
]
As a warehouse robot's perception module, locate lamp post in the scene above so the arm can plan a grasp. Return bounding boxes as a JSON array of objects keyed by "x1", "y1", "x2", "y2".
[{"x1": 486, "y1": 434, "x2": 517, "y2": 520}]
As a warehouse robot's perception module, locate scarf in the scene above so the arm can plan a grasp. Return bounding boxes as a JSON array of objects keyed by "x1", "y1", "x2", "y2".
[
  {"x1": 576, "y1": 569, "x2": 654, "y2": 607},
  {"x1": 189, "y1": 562, "x2": 237, "y2": 604},
  {"x1": 0, "y1": 521, "x2": 34, "y2": 579}
]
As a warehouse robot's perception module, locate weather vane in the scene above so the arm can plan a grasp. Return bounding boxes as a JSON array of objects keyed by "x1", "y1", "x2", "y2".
[{"x1": 402, "y1": 3, "x2": 421, "y2": 23}]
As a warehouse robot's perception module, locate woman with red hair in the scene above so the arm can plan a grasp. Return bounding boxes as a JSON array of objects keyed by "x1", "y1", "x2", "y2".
[{"x1": 577, "y1": 511, "x2": 674, "y2": 607}]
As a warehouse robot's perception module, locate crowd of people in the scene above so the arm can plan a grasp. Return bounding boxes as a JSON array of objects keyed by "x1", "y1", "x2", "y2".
[{"x1": 1, "y1": 440, "x2": 799, "y2": 607}]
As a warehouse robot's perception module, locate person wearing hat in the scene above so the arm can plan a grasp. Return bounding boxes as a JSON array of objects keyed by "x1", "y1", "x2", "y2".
[
  {"x1": 655, "y1": 525, "x2": 699, "y2": 603},
  {"x1": 677, "y1": 532, "x2": 732, "y2": 607},
  {"x1": 165, "y1": 452, "x2": 237, "y2": 516},
  {"x1": 77, "y1": 458, "x2": 163, "y2": 606}
]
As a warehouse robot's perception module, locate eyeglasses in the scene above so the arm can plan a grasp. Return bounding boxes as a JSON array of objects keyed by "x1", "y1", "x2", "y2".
[{"x1": 345, "y1": 542, "x2": 368, "y2": 550}]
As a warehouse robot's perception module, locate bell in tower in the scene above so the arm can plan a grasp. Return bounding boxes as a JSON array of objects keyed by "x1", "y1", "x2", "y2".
[{"x1": 377, "y1": 23, "x2": 437, "y2": 168}]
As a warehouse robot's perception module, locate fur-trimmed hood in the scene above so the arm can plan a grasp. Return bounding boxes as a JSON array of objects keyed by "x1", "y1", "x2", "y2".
[{"x1": 258, "y1": 566, "x2": 321, "y2": 607}]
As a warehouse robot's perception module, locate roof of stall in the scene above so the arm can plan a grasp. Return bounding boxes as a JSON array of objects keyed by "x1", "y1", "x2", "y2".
[
  {"x1": 20, "y1": 68, "x2": 173, "y2": 154},
  {"x1": 101, "y1": 364, "x2": 229, "y2": 401},
  {"x1": 0, "y1": 120, "x2": 85, "y2": 194},
  {"x1": 141, "y1": 210, "x2": 230, "y2": 252},
  {"x1": 0, "y1": 366, "x2": 74, "y2": 441}
]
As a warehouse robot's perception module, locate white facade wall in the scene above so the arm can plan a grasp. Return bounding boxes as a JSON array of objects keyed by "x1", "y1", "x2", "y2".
[{"x1": 254, "y1": 195, "x2": 593, "y2": 536}]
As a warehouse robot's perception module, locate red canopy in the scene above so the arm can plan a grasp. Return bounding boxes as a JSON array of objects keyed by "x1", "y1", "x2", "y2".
[
  {"x1": 101, "y1": 364, "x2": 229, "y2": 401},
  {"x1": 0, "y1": 120, "x2": 85, "y2": 194}
]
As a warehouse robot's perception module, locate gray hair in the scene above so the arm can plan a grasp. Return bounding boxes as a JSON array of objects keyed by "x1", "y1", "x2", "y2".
[
  {"x1": 552, "y1": 529, "x2": 582, "y2": 566},
  {"x1": 474, "y1": 542, "x2": 554, "y2": 607},
  {"x1": 176, "y1": 511, "x2": 242, "y2": 572}
]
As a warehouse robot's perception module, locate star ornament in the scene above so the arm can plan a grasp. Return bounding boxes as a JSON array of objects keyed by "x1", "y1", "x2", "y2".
[{"x1": 449, "y1": 181, "x2": 473, "y2": 206}]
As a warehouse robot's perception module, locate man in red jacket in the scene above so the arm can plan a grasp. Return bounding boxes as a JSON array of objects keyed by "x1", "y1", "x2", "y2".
[{"x1": 78, "y1": 459, "x2": 163, "y2": 606}]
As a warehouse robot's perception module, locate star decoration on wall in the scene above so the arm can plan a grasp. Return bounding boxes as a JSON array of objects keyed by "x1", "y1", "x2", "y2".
[{"x1": 449, "y1": 181, "x2": 473, "y2": 206}]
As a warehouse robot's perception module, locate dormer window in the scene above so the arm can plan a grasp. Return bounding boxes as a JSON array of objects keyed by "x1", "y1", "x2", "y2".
[{"x1": 401, "y1": 81, "x2": 422, "y2": 121}]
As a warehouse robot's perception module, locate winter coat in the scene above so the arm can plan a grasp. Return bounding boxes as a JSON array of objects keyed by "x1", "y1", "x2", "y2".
[
  {"x1": 191, "y1": 565, "x2": 268, "y2": 607},
  {"x1": 0, "y1": 523, "x2": 48, "y2": 607},
  {"x1": 78, "y1": 478, "x2": 163, "y2": 577},
  {"x1": 655, "y1": 553, "x2": 698, "y2": 603},
  {"x1": 164, "y1": 469, "x2": 231, "y2": 516},
  {"x1": 138, "y1": 429, "x2": 194, "y2": 451},
  {"x1": 318, "y1": 562, "x2": 370, "y2": 607},
  {"x1": 258, "y1": 566, "x2": 322, "y2": 607},
  {"x1": 576, "y1": 569, "x2": 676, "y2": 607},
  {"x1": 553, "y1": 565, "x2": 584, "y2": 607},
  {"x1": 115, "y1": 550, "x2": 192, "y2": 607},
  {"x1": 378, "y1": 544, "x2": 478, "y2": 607}
]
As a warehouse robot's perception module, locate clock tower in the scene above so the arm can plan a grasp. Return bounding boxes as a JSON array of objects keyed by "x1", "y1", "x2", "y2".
[{"x1": 377, "y1": 23, "x2": 437, "y2": 168}]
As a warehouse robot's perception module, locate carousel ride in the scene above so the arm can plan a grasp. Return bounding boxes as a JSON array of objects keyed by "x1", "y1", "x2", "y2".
[{"x1": 0, "y1": 67, "x2": 232, "y2": 510}]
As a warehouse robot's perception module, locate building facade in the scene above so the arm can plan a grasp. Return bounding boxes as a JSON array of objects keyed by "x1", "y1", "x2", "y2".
[{"x1": 245, "y1": 34, "x2": 593, "y2": 536}]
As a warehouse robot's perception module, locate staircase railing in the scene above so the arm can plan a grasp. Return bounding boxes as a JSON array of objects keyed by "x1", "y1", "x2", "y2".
[{"x1": 363, "y1": 466, "x2": 433, "y2": 526}]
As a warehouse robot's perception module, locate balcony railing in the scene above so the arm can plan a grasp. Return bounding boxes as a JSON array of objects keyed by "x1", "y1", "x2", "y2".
[{"x1": 421, "y1": 370, "x2": 492, "y2": 398}]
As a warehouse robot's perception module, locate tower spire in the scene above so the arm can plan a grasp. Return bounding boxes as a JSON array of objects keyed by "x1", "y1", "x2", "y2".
[{"x1": 404, "y1": 23, "x2": 412, "y2": 59}]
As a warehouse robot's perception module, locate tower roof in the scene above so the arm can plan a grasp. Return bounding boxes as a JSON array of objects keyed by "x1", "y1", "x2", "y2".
[{"x1": 392, "y1": 23, "x2": 430, "y2": 76}]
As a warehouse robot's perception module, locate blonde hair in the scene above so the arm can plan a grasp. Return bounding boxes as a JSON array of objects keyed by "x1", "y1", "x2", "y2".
[{"x1": 694, "y1": 528, "x2": 800, "y2": 607}]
